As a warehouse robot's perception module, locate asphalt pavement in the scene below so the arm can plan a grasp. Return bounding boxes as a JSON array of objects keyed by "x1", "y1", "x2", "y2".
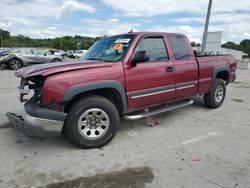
[{"x1": 0, "y1": 68, "x2": 250, "y2": 188}]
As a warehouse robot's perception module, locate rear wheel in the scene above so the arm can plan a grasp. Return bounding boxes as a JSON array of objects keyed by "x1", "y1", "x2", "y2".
[
  {"x1": 204, "y1": 79, "x2": 226, "y2": 108},
  {"x1": 8, "y1": 58, "x2": 23, "y2": 70},
  {"x1": 65, "y1": 96, "x2": 120, "y2": 149},
  {"x1": 51, "y1": 58, "x2": 61, "y2": 62}
]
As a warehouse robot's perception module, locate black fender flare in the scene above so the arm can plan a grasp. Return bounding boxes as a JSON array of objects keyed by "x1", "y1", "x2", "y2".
[
  {"x1": 209, "y1": 66, "x2": 230, "y2": 92},
  {"x1": 62, "y1": 80, "x2": 127, "y2": 112}
]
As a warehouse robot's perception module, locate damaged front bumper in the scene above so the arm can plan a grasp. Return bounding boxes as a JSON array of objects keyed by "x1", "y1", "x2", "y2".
[
  {"x1": 6, "y1": 99, "x2": 67, "y2": 138},
  {"x1": 6, "y1": 112, "x2": 55, "y2": 138}
]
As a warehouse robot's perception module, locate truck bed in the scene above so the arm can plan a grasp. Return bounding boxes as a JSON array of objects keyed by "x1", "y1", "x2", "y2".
[{"x1": 195, "y1": 54, "x2": 236, "y2": 95}]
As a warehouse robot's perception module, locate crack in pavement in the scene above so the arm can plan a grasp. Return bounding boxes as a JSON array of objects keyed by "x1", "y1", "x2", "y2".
[
  {"x1": 184, "y1": 160, "x2": 227, "y2": 188},
  {"x1": 175, "y1": 134, "x2": 228, "y2": 188}
]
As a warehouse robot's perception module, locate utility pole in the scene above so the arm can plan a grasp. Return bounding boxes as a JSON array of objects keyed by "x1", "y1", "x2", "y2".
[
  {"x1": 0, "y1": 33, "x2": 3, "y2": 49},
  {"x1": 201, "y1": 0, "x2": 213, "y2": 54}
]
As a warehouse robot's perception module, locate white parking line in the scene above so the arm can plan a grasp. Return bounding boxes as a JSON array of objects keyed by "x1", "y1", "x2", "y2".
[
  {"x1": 181, "y1": 132, "x2": 219, "y2": 144},
  {"x1": 117, "y1": 132, "x2": 220, "y2": 166}
]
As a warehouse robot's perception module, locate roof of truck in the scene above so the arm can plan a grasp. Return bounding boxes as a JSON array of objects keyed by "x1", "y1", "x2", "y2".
[
  {"x1": 129, "y1": 31, "x2": 184, "y2": 35},
  {"x1": 107, "y1": 31, "x2": 186, "y2": 38}
]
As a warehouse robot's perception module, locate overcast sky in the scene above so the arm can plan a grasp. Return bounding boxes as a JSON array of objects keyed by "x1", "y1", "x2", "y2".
[{"x1": 1, "y1": 0, "x2": 250, "y2": 43}]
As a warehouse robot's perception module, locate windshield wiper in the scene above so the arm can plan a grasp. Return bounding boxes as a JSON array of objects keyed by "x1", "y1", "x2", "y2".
[{"x1": 86, "y1": 57, "x2": 113, "y2": 62}]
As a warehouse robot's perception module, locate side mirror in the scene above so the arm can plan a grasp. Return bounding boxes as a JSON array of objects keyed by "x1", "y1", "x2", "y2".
[{"x1": 131, "y1": 51, "x2": 149, "y2": 66}]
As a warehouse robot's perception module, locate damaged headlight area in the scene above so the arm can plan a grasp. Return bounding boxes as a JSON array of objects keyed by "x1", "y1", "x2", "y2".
[{"x1": 19, "y1": 76, "x2": 45, "y2": 103}]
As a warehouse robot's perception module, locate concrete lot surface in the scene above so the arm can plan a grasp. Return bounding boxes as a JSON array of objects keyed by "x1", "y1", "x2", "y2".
[{"x1": 0, "y1": 68, "x2": 250, "y2": 188}]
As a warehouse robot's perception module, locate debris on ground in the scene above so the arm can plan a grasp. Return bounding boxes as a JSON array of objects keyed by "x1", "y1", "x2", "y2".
[
  {"x1": 144, "y1": 108, "x2": 159, "y2": 127},
  {"x1": 192, "y1": 158, "x2": 201, "y2": 162}
]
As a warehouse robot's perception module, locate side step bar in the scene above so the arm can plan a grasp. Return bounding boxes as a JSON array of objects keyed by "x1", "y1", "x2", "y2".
[{"x1": 124, "y1": 99, "x2": 194, "y2": 120}]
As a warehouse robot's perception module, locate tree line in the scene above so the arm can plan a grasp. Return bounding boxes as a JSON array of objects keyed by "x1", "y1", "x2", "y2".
[
  {"x1": 221, "y1": 40, "x2": 250, "y2": 56},
  {"x1": 0, "y1": 29, "x2": 100, "y2": 51}
]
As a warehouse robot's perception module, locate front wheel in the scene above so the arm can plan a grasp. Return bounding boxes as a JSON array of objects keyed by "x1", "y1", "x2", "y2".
[
  {"x1": 8, "y1": 58, "x2": 23, "y2": 70},
  {"x1": 65, "y1": 96, "x2": 120, "y2": 149},
  {"x1": 204, "y1": 79, "x2": 226, "y2": 108}
]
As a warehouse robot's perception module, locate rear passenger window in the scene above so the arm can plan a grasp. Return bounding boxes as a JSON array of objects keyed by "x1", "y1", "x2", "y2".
[
  {"x1": 135, "y1": 37, "x2": 168, "y2": 62},
  {"x1": 168, "y1": 36, "x2": 190, "y2": 60}
]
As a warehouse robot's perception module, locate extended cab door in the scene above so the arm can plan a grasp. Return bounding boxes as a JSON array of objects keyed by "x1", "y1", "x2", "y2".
[
  {"x1": 124, "y1": 35, "x2": 176, "y2": 112},
  {"x1": 167, "y1": 35, "x2": 198, "y2": 98}
]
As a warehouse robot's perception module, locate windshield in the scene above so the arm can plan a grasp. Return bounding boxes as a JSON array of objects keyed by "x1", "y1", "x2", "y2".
[{"x1": 83, "y1": 35, "x2": 134, "y2": 62}]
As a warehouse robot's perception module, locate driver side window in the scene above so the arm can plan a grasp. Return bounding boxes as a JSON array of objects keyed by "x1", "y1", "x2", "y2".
[{"x1": 134, "y1": 37, "x2": 169, "y2": 62}]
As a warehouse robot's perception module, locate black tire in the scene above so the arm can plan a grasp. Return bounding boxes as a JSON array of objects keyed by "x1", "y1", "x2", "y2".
[
  {"x1": 204, "y1": 78, "x2": 226, "y2": 108},
  {"x1": 8, "y1": 58, "x2": 23, "y2": 70},
  {"x1": 51, "y1": 58, "x2": 61, "y2": 62},
  {"x1": 65, "y1": 96, "x2": 120, "y2": 149}
]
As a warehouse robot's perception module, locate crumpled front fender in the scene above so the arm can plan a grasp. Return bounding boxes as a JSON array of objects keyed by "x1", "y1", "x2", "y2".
[{"x1": 0, "y1": 53, "x2": 16, "y2": 63}]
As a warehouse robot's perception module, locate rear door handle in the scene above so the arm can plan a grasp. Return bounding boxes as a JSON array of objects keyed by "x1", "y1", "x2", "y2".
[{"x1": 166, "y1": 66, "x2": 173, "y2": 73}]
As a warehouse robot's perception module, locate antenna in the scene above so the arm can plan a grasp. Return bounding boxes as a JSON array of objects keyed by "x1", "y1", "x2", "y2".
[{"x1": 129, "y1": 27, "x2": 133, "y2": 33}]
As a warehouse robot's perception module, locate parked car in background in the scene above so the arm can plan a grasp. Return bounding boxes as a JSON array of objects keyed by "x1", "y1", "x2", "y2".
[
  {"x1": 45, "y1": 50, "x2": 67, "y2": 57},
  {"x1": 66, "y1": 50, "x2": 76, "y2": 58},
  {"x1": 73, "y1": 50, "x2": 88, "y2": 59},
  {"x1": 0, "y1": 48, "x2": 64, "y2": 70},
  {"x1": 65, "y1": 50, "x2": 88, "y2": 59}
]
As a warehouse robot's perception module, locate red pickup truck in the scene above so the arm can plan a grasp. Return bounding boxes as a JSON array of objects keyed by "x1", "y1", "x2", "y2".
[{"x1": 7, "y1": 31, "x2": 236, "y2": 148}]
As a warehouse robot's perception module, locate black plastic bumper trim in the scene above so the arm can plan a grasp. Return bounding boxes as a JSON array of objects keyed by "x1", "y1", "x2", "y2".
[{"x1": 24, "y1": 99, "x2": 66, "y2": 122}]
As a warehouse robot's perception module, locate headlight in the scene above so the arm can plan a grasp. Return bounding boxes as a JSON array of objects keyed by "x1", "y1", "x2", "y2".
[{"x1": 18, "y1": 76, "x2": 44, "y2": 103}]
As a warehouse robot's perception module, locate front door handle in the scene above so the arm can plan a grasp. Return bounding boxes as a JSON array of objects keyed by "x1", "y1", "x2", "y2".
[{"x1": 166, "y1": 66, "x2": 173, "y2": 73}]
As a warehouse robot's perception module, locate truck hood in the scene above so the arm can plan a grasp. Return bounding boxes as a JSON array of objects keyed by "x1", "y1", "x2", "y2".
[{"x1": 16, "y1": 60, "x2": 114, "y2": 78}]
